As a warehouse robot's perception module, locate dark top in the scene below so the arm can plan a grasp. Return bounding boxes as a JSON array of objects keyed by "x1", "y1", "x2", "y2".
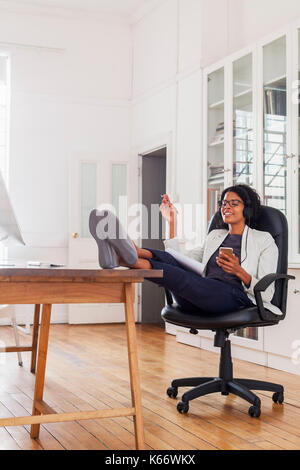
[{"x1": 205, "y1": 233, "x2": 243, "y2": 290}]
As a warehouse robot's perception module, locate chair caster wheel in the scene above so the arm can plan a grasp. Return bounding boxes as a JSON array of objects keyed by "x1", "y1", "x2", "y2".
[
  {"x1": 248, "y1": 405, "x2": 261, "y2": 418},
  {"x1": 177, "y1": 401, "x2": 189, "y2": 414},
  {"x1": 272, "y1": 391, "x2": 284, "y2": 404},
  {"x1": 167, "y1": 386, "x2": 178, "y2": 399}
]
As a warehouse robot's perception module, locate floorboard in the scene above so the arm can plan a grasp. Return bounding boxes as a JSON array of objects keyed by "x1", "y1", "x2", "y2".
[{"x1": 0, "y1": 323, "x2": 299, "y2": 450}]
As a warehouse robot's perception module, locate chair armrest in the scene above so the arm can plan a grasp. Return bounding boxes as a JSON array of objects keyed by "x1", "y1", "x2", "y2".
[
  {"x1": 254, "y1": 273, "x2": 295, "y2": 321},
  {"x1": 254, "y1": 273, "x2": 295, "y2": 293}
]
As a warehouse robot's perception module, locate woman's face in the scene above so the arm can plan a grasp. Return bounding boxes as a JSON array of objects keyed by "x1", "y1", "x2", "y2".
[{"x1": 221, "y1": 191, "x2": 245, "y2": 225}]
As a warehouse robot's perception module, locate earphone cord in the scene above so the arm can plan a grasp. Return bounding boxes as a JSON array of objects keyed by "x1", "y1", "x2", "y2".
[{"x1": 240, "y1": 224, "x2": 249, "y2": 265}]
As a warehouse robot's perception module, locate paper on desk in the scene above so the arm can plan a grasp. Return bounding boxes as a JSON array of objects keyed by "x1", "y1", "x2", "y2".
[{"x1": 165, "y1": 248, "x2": 205, "y2": 277}]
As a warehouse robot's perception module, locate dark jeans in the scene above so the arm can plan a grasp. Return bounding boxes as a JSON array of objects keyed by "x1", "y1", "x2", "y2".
[{"x1": 144, "y1": 248, "x2": 253, "y2": 314}]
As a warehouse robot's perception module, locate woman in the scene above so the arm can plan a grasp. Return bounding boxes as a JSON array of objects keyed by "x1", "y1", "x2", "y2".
[{"x1": 90, "y1": 184, "x2": 281, "y2": 316}]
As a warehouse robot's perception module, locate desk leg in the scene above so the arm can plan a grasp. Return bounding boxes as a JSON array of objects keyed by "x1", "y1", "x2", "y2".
[
  {"x1": 124, "y1": 283, "x2": 145, "y2": 450},
  {"x1": 31, "y1": 304, "x2": 41, "y2": 374},
  {"x1": 30, "y1": 304, "x2": 52, "y2": 439}
]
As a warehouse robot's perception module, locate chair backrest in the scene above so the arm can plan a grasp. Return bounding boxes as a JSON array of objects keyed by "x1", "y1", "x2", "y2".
[{"x1": 208, "y1": 205, "x2": 289, "y2": 314}]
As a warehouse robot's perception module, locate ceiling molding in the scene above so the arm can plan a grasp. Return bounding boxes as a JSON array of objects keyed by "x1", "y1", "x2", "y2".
[
  {"x1": 0, "y1": 0, "x2": 131, "y2": 26},
  {"x1": 0, "y1": 0, "x2": 165, "y2": 26}
]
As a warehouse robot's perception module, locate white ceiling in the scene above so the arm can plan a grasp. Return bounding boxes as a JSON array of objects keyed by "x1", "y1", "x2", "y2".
[{"x1": 3, "y1": 0, "x2": 157, "y2": 18}]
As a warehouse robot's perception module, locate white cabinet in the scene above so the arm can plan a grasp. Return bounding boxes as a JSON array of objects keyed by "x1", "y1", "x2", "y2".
[
  {"x1": 264, "y1": 271, "x2": 300, "y2": 357},
  {"x1": 203, "y1": 26, "x2": 300, "y2": 263}
]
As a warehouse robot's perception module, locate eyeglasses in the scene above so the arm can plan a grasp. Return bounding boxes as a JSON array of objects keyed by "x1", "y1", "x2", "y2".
[{"x1": 218, "y1": 199, "x2": 244, "y2": 208}]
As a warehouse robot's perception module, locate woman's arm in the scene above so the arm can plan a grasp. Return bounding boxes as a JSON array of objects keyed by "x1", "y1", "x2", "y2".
[
  {"x1": 236, "y1": 266, "x2": 252, "y2": 288},
  {"x1": 169, "y1": 209, "x2": 177, "y2": 239},
  {"x1": 160, "y1": 194, "x2": 205, "y2": 262},
  {"x1": 160, "y1": 194, "x2": 177, "y2": 239}
]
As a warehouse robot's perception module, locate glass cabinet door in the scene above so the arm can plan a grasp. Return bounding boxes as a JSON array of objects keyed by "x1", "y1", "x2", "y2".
[
  {"x1": 263, "y1": 36, "x2": 287, "y2": 214},
  {"x1": 207, "y1": 67, "x2": 225, "y2": 222},
  {"x1": 297, "y1": 28, "x2": 300, "y2": 256},
  {"x1": 0, "y1": 56, "x2": 8, "y2": 181},
  {"x1": 233, "y1": 54, "x2": 254, "y2": 186}
]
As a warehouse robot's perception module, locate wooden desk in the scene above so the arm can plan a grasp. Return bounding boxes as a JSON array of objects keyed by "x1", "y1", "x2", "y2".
[{"x1": 0, "y1": 266, "x2": 163, "y2": 450}]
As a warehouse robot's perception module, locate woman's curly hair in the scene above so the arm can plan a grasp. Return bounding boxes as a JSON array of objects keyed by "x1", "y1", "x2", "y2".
[{"x1": 215, "y1": 184, "x2": 261, "y2": 229}]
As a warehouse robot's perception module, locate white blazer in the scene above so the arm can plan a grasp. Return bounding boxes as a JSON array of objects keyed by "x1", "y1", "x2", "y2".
[{"x1": 164, "y1": 225, "x2": 281, "y2": 316}]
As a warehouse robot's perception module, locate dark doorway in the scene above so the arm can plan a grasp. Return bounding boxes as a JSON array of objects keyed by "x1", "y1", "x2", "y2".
[{"x1": 141, "y1": 148, "x2": 166, "y2": 324}]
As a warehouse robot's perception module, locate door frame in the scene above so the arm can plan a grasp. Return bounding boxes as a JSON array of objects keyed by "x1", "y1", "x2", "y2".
[{"x1": 134, "y1": 132, "x2": 174, "y2": 322}]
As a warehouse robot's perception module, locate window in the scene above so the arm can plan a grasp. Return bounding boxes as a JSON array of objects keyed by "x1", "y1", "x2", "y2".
[
  {"x1": 0, "y1": 55, "x2": 9, "y2": 182},
  {"x1": 0, "y1": 54, "x2": 9, "y2": 260}
]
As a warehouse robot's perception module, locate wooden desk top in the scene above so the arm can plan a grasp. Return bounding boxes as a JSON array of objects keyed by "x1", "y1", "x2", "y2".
[
  {"x1": 0, "y1": 265, "x2": 163, "y2": 282},
  {"x1": 0, "y1": 266, "x2": 163, "y2": 304}
]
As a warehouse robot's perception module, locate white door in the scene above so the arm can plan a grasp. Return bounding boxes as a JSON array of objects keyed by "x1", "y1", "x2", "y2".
[{"x1": 68, "y1": 154, "x2": 130, "y2": 324}]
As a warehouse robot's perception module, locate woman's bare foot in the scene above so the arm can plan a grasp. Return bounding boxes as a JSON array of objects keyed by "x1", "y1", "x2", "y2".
[
  {"x1": 132, "y1": 258, "x2": 152, "y2": 269},
  {"x1": 118, "y1": 254, "x2": 152, "y2": 269}
]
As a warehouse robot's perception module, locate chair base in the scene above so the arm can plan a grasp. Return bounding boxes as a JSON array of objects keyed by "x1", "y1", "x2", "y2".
[{"x1": 167, "y1": 333, "x2": 284, "y2": 417}]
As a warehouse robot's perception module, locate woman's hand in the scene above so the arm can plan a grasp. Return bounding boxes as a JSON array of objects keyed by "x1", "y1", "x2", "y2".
[
  {"x1": 159, "y1": 194, "x2": 177, "y2": 223},
  {"x1": 216, "y1": 253, "x2": 251, "y2": 288},
  {"x1": 216, "y1": 253, "x2": 241, "y2": 275}
]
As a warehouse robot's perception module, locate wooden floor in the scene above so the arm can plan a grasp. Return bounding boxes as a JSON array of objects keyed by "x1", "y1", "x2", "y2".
[{"x1": 0, "y1": 323, "x2": 300, "y2": 450}]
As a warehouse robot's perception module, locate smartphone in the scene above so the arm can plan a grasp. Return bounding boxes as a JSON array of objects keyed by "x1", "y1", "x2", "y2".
[{"x1": 219, "y1": 247, "x2": 233, "y2": 257}]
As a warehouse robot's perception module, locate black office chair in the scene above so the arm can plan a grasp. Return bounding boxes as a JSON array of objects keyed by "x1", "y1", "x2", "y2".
[{"x1": 161, "y1": 206, "x2": 295, "y2": 418}]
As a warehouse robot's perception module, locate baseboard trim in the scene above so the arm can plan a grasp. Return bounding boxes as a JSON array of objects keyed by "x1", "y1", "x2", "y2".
[{"x1": 0, "y1": 313, "x2": 68, "y2": 326}]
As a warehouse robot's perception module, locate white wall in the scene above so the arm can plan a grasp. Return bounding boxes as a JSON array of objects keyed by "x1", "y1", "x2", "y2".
[
  {"x1": 132, "y1": 0, "x2": 203, "y2": 213},
  {"x1": 0, "y1": 8, "x2": 132, "y2": 323},
  {"x1": 132, "y1": 0, "x2": 178, "y2": 97}
]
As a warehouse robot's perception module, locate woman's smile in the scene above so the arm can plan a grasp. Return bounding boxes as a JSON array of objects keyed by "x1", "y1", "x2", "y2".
[{"x1": 223, "y1": 209, "x2": 234, "y2": 219}]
